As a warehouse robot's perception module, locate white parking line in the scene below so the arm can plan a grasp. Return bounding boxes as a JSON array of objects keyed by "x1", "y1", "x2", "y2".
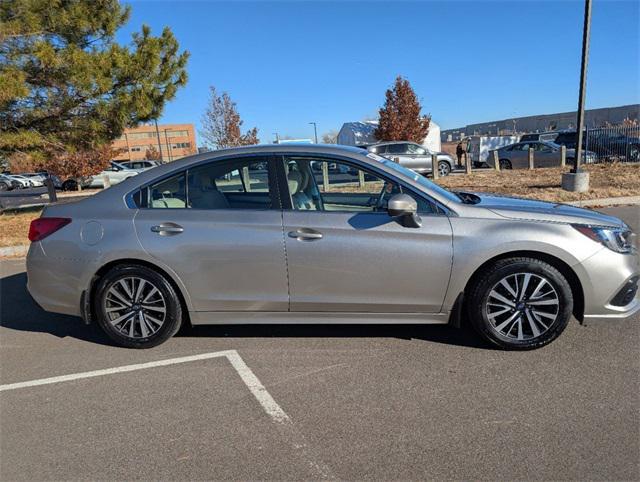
[{"x1": 0, "y1": 349, "x2": 334, "y2": 478}]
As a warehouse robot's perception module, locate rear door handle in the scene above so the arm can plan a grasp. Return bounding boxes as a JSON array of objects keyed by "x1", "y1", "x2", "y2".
[
  {"x1": 288, "y1": 228, "x2": 323, "y2": 241},
  {"x1": 151, "y1": 223, "x2": 184, "y2": 236}
]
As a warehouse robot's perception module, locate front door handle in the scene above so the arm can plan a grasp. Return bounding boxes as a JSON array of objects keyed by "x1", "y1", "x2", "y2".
[
  {"x1": 288, "y1": 228, "x2": 323, "y2": 241},
  {"x1": 151, "y1": 223, "x2": 184, "y2": 236}
]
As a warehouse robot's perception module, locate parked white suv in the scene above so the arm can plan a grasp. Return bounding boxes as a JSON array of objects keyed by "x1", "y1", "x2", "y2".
[{"x1": 367, "y1": 142, "x2": 455, "y2": 177}]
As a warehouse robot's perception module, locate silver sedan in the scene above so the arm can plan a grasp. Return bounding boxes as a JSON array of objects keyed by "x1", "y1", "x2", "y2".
[{"x1": 26, "y1": 145, "x2": 638, "y2": 349}]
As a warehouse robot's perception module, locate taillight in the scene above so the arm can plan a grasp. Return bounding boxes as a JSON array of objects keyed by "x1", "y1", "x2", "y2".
[{"x1": 28, "y1": 217, "x2": 71, "y2": 242}]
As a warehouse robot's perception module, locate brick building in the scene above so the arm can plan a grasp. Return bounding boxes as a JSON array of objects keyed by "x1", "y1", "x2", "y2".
[{"x1": 111, "y1": 123, "x2": 197, "y2": 162}]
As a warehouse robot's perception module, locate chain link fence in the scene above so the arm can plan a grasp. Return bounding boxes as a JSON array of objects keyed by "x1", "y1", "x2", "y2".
[{"x1": 555, "y1": 125, "x2": 640, "y2": 163}]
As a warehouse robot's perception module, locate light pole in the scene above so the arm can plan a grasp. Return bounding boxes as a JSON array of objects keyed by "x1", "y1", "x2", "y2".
[
  {"x1": 573, "y1": 0, "x2": 591, "y2": 174},
  {"x1": 309, "y1": 122, "x2": 318, "y2": 143},
  {"x1": 273, "y1": 132, "x2": 280, "y2": 143},
  {"x1": 562, "y1": 0, "x2": 592, "y2": 192},
  {"x1": 154, "y1": 119, "x2": 164, "y2": 162}
]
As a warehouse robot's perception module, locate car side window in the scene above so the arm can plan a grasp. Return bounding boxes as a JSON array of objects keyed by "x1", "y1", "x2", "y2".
[
  {"x1": 386, "y1": 143, "x2": 406, "y2": 154},
  {"x1": 187, "y1": 158, "x2": 272, "y2": 210},
  {"x1": 149, "y1": 172, "x2": 187, "y2": 208},
  {"x1": 283, "y1": 157, "x2": 433, "y2": 214},
  {"x1": 406, "y1": 144, "x2": 426, "y2": 155}
]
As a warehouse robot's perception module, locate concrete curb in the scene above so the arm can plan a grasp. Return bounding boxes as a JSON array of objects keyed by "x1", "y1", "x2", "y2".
[
  {"x1": 0, "y1": 245, "x2": 29, "y2": 258},
  {"x1": 566, "y1": 196, "x2": 640, "y2": 207}
]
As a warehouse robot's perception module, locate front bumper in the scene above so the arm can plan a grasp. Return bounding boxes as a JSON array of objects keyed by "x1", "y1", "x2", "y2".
[{"x1": 576, "y1": 246, "x2": 640, "y2": 319}]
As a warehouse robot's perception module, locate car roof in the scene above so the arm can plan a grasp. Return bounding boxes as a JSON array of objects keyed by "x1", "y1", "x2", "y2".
[{"x1": 369, "y1": 141, "x2": 415, "y2": 146}]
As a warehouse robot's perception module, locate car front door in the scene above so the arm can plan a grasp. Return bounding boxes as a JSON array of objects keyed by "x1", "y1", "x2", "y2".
[
  {"x1": 133, "y1": 156, "x2": 289, "y2": 312},
  {"x1": 279, "y1": 155, "x2": 453, "y2": 313},
  {"x1": 532, "y1": 142, "x2": 558, "y2": 167}
]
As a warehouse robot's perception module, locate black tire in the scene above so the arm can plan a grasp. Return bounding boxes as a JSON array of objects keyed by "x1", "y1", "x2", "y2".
[
  {"x1": 62, "y1": 179, "x2": 77, "y2": 191},
  {"x1": 466, "y1": 257, "x2": 573, "y2": 350},
  {"x1": 0, "y1": 181, "x2": 8, "y2": 191},
  {"x1": 94, "y1": 264, "x2": 183, "y2": 348},
  {"x1": 499, "y1": 159, "x2": 512, "y2": 170},
  {"x1": 438, "y1": 161, "x2": 451, "y2": 177}
]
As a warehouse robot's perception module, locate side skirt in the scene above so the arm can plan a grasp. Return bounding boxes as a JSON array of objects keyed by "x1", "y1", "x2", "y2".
[{"x1": 190, "y1": 311, "x2": 451, "y2": 325}]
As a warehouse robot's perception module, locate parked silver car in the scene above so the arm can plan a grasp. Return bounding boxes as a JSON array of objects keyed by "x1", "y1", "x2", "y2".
[
  {"x1": 367, "y1": 141, "x2": 455, "y2": 177},
  {"x1": 26, "y1": 145, "x2": 638, "y2": 349},
  {"x1": 490, "y1": 141, "x2": 596, "y2": 169}
]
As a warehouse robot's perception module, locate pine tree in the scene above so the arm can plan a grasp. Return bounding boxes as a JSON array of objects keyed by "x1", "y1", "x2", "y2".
[
  {"x1": 0, "y1": 0, "x2": 189, "y2": 172},
  {"x1": 374, "y1": 76, "x2": 430, "y2": 143}
]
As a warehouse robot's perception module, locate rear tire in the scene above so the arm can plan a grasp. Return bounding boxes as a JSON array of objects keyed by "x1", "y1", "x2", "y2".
[
  {"x1": 438, "y1": 161, "x2": 451, "y2": 177},
  {"x1": 94, "y1": 265, "x2": 183, "y2": 348},
  {"x1": 499, "y1": 159, "x2": 512, "y2": 170},
  {"x1": 466, "y1": 257, "x2": 573, "y2": 350}
]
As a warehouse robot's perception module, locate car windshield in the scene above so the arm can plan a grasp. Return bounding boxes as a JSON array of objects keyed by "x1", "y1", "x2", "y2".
[{"x1": 366, "y1": 153, "x2": 461, "y2": 204}]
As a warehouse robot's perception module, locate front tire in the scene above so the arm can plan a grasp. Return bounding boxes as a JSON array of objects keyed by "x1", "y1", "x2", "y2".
[
  {"x1": 467, "y1": 257, "x2": 573, "y2": 350},
  {"x1": 94, "y1": 265, "x2": 183, "y2": 348}
]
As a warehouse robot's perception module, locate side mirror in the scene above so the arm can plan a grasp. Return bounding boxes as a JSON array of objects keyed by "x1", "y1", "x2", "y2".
[{"x1": 387, "y1": 194, "x2": 422, "y2": 228}]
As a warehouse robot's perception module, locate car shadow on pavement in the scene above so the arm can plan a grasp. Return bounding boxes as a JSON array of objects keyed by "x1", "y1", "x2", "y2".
[
  {"x1": 178, "y1": 322, "x2": 491, "y2": 349},
  {"x1": 1, "y1": 271, "x2": 490, "y2": 349},
  {"x1": 0, "y1": 272, "x2": 113, "y2": 346}
]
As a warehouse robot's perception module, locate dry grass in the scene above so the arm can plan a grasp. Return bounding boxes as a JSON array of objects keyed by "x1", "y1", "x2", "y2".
[
  {"x1": 437, "y1": 163, "x2": 640, "y2": 203},
  {"x1": 0, "y1": 210, "x2": 41, "y2": 248}
]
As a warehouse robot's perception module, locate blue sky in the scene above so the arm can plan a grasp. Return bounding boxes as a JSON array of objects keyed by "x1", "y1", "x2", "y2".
[{"x1": 119, "y1": 0, "x2": 640, "y2": 144}]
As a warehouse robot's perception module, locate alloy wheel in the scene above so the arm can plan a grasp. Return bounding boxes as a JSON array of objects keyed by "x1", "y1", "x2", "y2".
[
  {"x1": 485, "y1": 272, "x2": 559, "y2": 341},
  {"x1": 103, "y1": 277, "x2": 167, "y2": 339},
  {"x1": 438, "y1": 162, "x2": 451, "y2": 177}
]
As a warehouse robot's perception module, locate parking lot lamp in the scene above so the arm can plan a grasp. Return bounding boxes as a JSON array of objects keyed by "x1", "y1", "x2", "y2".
[
  {"x1": 309, "y1": 122, "x2": 318, "y2": 143},
  {"x1": 562, "y1": 0, "x2": 591, "y2": 192}
]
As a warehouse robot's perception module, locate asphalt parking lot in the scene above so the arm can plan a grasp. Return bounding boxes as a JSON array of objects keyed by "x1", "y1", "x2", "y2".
[{"x1": 1, "y1": 206, "x2": 638, "y2": 480}]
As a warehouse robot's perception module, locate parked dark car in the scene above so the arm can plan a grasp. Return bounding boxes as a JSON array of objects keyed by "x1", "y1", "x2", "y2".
[{"x1": 554, "y1": 130, "x2": 640, "y2": 162}]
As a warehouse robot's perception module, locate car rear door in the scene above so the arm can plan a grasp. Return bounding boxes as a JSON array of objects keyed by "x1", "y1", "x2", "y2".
[
  {"x1": 133, "y1": 155, "x2": 289, "y2": 312},
  {"x1": 279, "y1": 155, "x2": 453, "y2": 313}
]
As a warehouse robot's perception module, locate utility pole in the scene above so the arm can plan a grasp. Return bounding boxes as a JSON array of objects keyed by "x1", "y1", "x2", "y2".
[
  {"x1": 164, "y1": 129, "x2": 173, "y2": 162},
  {"x1": 154, "y1": 119, "x2": 164, "y2": 162},
  {"x1": 309, "y1": 122, "x2": 318, "y2": 143},
  {"x1": 562, "y1": 0, "x2": 591, "y2": 192},
  {"x1": 573, "y1": 0, "x2": 591, "y2": 174},
  {"x1": 273, "y1": 132, "x2": 280, "y2": 144}
]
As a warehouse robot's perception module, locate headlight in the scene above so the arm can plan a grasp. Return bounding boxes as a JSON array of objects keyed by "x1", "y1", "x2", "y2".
[{"x1": 573, "y1": 224, "x2": 635, "y2": 254}]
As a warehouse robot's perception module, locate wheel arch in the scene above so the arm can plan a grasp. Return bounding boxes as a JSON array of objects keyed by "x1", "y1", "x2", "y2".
[
  {"x1": 84, "y1": 258, "x2": 192, "y2": 327},
  {"x1": 462, "y1": 250, "x2": 584, "y2": 322}
]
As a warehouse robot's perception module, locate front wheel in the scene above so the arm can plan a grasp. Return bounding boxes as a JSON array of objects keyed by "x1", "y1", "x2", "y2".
[
  {"x1": 94, "y1": 265, "x2": 183, "y2": 348},
  {"x1": 467, "y1": 257, "x2": 573, "y2": 350}
]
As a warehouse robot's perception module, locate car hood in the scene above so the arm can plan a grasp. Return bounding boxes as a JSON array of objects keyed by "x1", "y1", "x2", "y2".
[{"x1": 470, "y1": 192, "x2": 625, "y2": 228}]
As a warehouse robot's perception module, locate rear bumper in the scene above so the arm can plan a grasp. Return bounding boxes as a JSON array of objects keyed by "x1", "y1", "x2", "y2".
[{"x1": 26, "y1": 242, "x2": 85, "y2": 317}]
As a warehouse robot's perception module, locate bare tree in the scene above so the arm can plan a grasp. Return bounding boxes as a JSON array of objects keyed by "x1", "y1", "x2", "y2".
[
  {"x1": 145, "y1": 146, "x2": 162, "y2": 160},
  {"x1": 200, "y1": 87, "x2": 259, "y2": 149},
  {"x1": 321, "y1": 130, "x2": 338, "y2": 144}
]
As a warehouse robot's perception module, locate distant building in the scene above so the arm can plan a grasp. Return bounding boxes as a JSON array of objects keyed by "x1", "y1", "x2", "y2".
[
  {"x1": 338, "y1": 120, "x2": 442, "y2": 152},
  {"x1": 441, "y1": 104, "x2": 640, "y2": 141},
  {"x1": 112, "y1": 123, "x2": 197, "y2": 162}
]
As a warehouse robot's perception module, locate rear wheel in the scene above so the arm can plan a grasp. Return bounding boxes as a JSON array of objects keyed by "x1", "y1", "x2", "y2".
[
  {"x1": 499, "y1": 159, "x2": 512, "y2": 170},
  {"x1": 0, "y1": 181, "x2": 8, "y2": 191},
  {"x1": 94, "y1": 265, "x2": 183, "y2": 348},
  {"x1": 62, "y1": 179, "x2": 77, "y2": 191},
  {"x1": 467, "y1": 257, "x2": 573, "y2": 350},
  {"x1": 438, "y1": 161, "x2": 451, "y2": 177}
]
